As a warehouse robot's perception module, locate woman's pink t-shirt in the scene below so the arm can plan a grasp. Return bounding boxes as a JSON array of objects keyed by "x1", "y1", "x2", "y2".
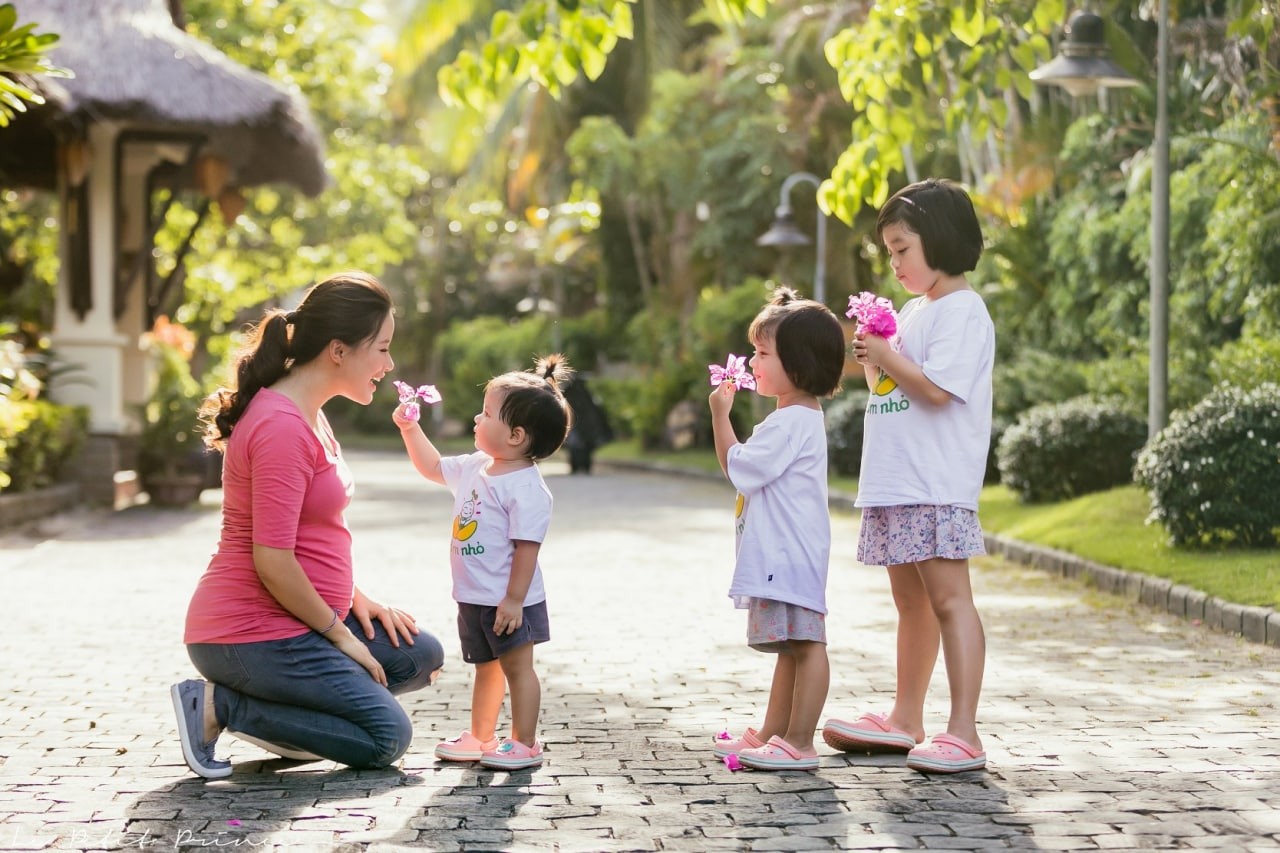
[{"x1": 184, "y1": 388, "x2": 355, "y2": 644}]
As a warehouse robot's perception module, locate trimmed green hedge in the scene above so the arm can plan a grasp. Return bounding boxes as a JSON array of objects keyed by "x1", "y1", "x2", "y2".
[
  {"x1": 1135, "y1": 382, "x2": 1280, "y2": 547},
  {"x1": 996, "y1": 395, "x2": 1147, "y2": 504}
]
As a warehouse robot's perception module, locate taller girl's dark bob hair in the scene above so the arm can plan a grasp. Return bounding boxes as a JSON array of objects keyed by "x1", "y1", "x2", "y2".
[{"x1": 875, "y1": 178, "x2": 984, "y2": 276}]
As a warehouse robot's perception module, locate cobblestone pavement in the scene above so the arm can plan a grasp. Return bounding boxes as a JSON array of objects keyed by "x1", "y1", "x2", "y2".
[{"x1": 1, "y1": 449, "x2": 1278, "y2": 852}]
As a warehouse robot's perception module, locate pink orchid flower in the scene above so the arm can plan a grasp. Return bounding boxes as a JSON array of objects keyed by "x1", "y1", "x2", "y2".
[
  {"x1": 393, "y1": 380, "x2": 442, "y2": 422},
  {"x1": 708, "y1": 354, "x2": 756, "y2": 391},
  {"x1": 845, "y1": 291, "x2": 899, "y2": 338},
  {"x1": 723, "y1": 753, "x2": 743, "y2": 771}
]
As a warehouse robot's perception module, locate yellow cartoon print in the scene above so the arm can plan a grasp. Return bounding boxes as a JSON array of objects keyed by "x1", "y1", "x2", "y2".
[
  {"x1": 452, "y1": 489, "x2": 479, "y2": 541},
  {"x1": 735, "y1": 493, "x2": 745, "y2": 518},
  {"x1": 873, "y1": 368, "x2": 897, "y2": 396}
]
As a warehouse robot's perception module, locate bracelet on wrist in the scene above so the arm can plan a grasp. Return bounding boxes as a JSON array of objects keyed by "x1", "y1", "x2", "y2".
[{"x1": 317, "y1": 609, "x2": 341, "y2": 634}]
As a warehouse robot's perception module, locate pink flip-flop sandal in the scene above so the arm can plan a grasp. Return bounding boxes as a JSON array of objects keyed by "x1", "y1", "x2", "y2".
[
  {"x1": 822, "y1": 712, "x2": 919, "y2": 753},
  {"x1": 712, "y1": 726, "x2": 764, "y2": 758},
  {"x1": 906, "y1": 733, "x2": 986, "y2": 774},
  {"x1": 736, "y1": 736, "x2": 819, "y2": 771}
]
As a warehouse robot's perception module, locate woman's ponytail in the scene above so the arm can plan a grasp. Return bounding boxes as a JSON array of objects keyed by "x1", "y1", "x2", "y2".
[{"x1": 200, "y1": 311, "x2": 291, "y2": 450}]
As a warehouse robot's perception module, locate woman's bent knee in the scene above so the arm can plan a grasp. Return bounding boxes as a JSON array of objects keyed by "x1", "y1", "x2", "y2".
[
  {"x1": 383, "y1": 631, "x2": 445, "y2": 697},
  {"x1": 363, "y1": 706, "x2": 414, "y2": 768},
  {"x1": 416, "y1": 631, "x2": 445, "y2": 674}
]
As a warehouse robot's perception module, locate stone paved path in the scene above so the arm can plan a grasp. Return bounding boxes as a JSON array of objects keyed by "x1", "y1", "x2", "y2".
[{"x1": 1, "y1": 449, "x2": 1278, "y2": 851}]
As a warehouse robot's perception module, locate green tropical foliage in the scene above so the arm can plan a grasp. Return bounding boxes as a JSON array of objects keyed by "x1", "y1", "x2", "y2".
[
  {"x1": 435, "y1": 0, "x2": 770, "y2": 107},
  {"x1": 0, "y1": 3, "x2": 72, "y2": 127},
  {"x1": 823, "y1": 0, "x2": 1064, "y2": 221},
  {"x1": 3, "y1": 0, "x2": 1280, "y2": 549},
  {"x1": 154, "y1": 0, "x2": 426, "y2": 357}
]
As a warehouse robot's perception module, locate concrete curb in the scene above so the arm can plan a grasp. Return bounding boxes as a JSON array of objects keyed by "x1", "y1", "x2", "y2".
[
  {"x1": 0, "y1": 482, "x2": 80, "y2": 529},
  {"x1": 598, "y1": 456, "x2": 1280, "y2": 649}
]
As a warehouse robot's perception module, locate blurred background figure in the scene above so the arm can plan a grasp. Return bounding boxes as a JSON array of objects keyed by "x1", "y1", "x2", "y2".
[{"x1": 562, "y1": 376, "x2": 613, "y2": 474}]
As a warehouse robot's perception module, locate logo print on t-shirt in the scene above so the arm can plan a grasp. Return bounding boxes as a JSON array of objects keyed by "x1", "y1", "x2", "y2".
[
  {"x1": 452, "y1": 489, "x2": 480, "y2": 541},
  {"x1": 873, "y1": 368, "x2": 898, "y2": 396}
]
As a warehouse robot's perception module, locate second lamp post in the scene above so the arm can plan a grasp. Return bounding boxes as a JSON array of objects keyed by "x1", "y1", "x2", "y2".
[{"x1": 756, "y1": 171, "x2": 828, "y2": 305}]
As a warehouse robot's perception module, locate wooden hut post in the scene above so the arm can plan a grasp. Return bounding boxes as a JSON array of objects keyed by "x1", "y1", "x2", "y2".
[{"x1": 50, "y1": 122, "x2": 138, "y2": 505}]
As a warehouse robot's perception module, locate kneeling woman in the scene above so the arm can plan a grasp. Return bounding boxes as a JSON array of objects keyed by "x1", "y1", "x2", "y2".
[{"x1": 171, "y1": 271, "x2": 444, "y2": 779}]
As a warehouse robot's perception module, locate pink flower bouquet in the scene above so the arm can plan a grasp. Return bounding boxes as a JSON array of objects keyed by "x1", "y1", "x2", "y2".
[
  {"x1": 845, "y1": 291, "x2": 898, "y2": 338},
  {"x1": 393, "y1": 380, "x2": 442, "y2": 422},
  {"x1": 708, "y1": 354, "x2": 756, "y2": 391}
]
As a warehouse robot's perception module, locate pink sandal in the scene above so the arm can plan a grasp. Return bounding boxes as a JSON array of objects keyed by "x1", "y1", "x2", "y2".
[
  {"x1": 712, "y1": 727, "x2": 764, "y2": 757},
  {"x1": 434, "y1": 730, "x2": 499, "y2": 762},
  {"x1": 906, "y1": 733, "x2": 986, "y2": 774},
  {"x1": 822, "y1": 712, "x2": 919, "y2": 753},
  {"x1": 737, "y1": 736, "x2": 819, "y2": 771}
]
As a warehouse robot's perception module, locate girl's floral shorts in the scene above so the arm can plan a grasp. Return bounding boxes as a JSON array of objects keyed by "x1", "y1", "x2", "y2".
[
  {"x1": 746, "y1": 598, "x2": 826, "y2": 653},
  {"x1": 857, "y1": 504, "x2": 986, "y2": 567}
]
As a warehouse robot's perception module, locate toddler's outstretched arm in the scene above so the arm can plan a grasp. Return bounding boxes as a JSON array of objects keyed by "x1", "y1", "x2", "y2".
[
  {"x1": 393, "y1": 403, "x2": 446, "y2": 485},
  {"x1": 708, "y1": 384, "x2": 738, "y2": 478}
]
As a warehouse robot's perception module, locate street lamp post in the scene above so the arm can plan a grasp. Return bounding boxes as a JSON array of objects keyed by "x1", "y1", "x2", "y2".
[
  {"x1": 756, "y1": 171, "x2": 827, "y2": 304},
  {"x1": 1150, "y1": 0, "x2": 1171, "y2": 440},
  {"x1": 1031, "y1": 4, "x2": 1170, "y2": 439}
]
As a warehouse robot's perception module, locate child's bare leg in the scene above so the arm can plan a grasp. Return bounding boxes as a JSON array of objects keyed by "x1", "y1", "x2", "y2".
[
  {"x1": 470, "y1": 659, "x2": 506, "y2": 741},
  {"x1": 918, "y1": 557, "x2": 985, "y2": 750},
  {"x1": 886, "y1": 562, "x2": 939, "y2": 741},
  {"x1": 759, "y1": 653, "x2": 796, "y2": 742},
  {"x1": 780, "y1": 640, "x2": 828, "y2": 754},
  {"x1": 497, "y1": 643, "x2": 540, "y2": 747}
]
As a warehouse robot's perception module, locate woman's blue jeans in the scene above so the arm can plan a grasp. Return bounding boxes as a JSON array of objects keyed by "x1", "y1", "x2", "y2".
[{"x1": 187, "y1": 616, "x2": 444, "y2": 769}]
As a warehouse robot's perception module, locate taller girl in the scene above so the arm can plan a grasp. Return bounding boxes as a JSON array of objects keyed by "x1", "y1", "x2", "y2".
[{"x1": 822, "y1": 179, "x2": 995, "y2": 774}]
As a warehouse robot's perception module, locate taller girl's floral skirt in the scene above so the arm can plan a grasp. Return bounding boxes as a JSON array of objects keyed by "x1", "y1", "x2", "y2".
[{"x1": 857, "y1": 504, "x2": 985, "y2": 566}]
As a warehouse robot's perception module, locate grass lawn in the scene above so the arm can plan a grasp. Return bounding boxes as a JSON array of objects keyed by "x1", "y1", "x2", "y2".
[
  {"x1": 596, "y1": 439, "x2": 1280, "y2": 609},
  {"x1": 981, "y1": 484, "x2": 1280, "y2": 609}
]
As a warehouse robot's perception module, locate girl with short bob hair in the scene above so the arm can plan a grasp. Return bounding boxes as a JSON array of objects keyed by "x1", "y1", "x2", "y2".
[
  {"x1": 824, "y1": 178, "x2": 995, "y2": 774},
  {"x1": 708, "y1": 286, "x2": 846, "y2": 771}
]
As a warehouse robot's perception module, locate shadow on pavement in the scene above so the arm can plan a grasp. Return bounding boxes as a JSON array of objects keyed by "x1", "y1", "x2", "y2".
[
  {"x1": 7, "y1": 450, "x2": 1278, "y2": 850},
  {"x1": 120, "y1": 762, "x2": 424, "y2": 848}
]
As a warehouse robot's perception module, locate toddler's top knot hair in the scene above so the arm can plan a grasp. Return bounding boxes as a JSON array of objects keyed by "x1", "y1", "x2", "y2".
[
  {"x1": 770, "y1": 286, "x2": 801, "y2": 306},
  {"x1": 535, "y1": 353, "x2": 573, "y2": 386}
]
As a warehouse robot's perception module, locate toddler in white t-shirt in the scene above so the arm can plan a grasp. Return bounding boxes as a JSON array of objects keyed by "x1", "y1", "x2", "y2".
[
  {"x1": 394, "y1": 354, "x2": 572, "y2": 771},
  {"x1": 707, "y1": 286, "x2": 846, "y2": 771}
]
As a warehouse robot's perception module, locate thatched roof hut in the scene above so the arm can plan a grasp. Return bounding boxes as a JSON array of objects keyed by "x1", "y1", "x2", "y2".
[{"x1": 1, "y1": 0, "x2": 326, "y2": 195}]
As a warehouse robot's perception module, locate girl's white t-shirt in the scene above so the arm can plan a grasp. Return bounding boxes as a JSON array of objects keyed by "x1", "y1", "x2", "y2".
[
  {"x1": 439, "y1": 451, "x2": 551, "y2": 607},
  {"x1": 725, "y1": 406, "x2": 831, "y2": 614},
  {"x1": 856, "y1": 288, "x2": 995, "y2": 511}
]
